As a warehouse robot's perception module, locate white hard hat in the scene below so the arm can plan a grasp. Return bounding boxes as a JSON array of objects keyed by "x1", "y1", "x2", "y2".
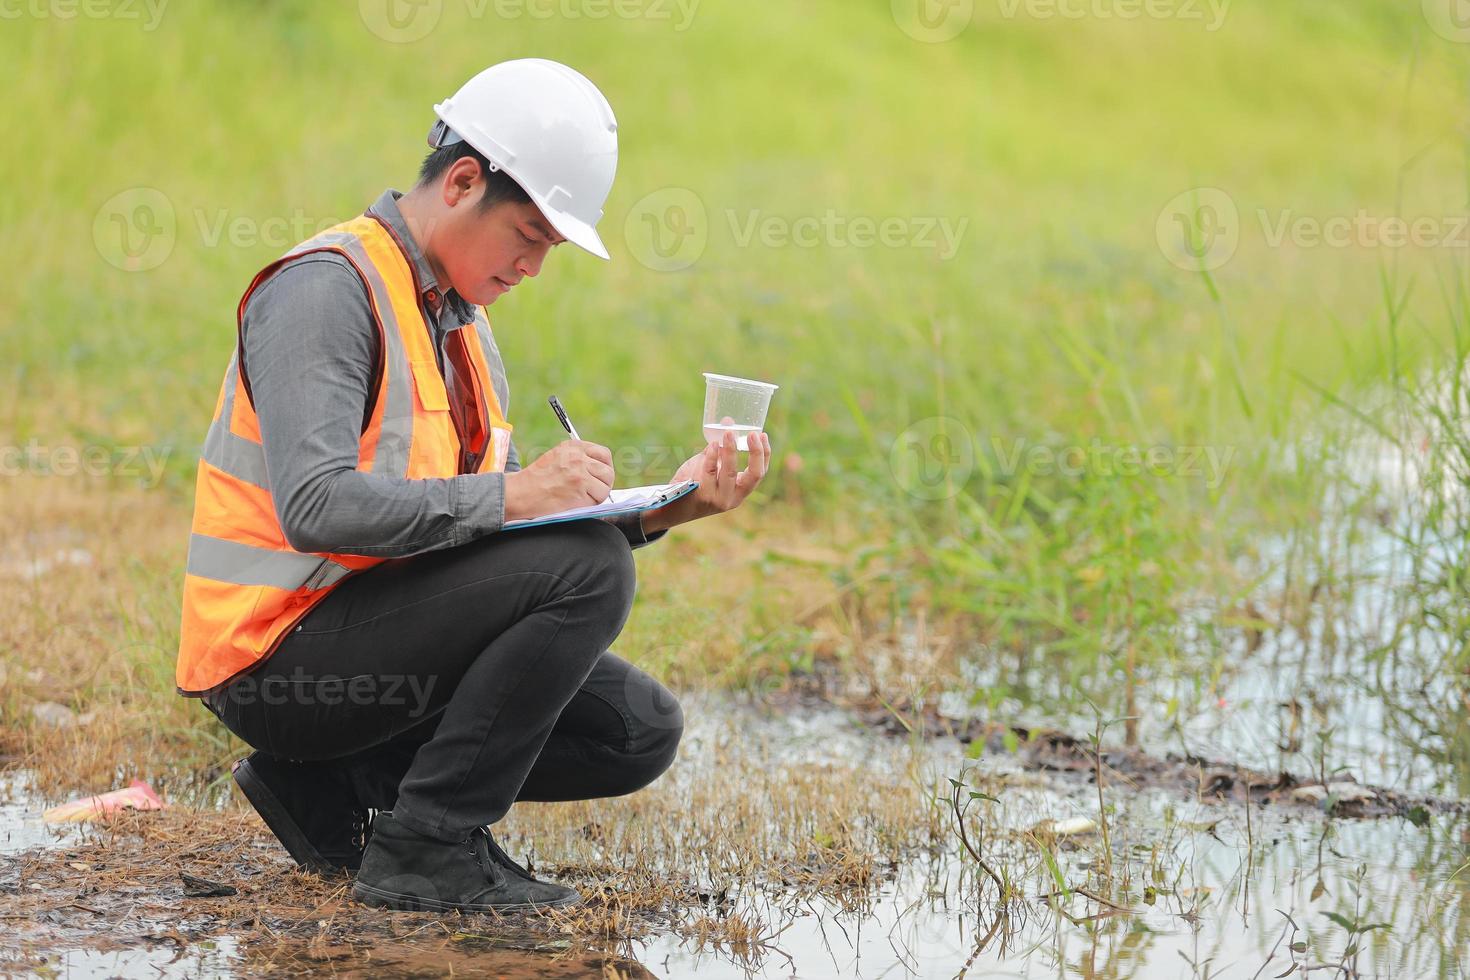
[{"x1": 429, "y1": 59, "x2": 618, "y2": 260}]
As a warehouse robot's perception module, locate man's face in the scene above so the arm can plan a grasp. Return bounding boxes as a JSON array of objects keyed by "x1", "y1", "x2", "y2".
[{"x1": 438, "y1": 194, "x2": 565, "y2": 306}]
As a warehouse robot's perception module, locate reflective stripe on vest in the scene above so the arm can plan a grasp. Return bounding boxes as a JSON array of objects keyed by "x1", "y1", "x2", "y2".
[
  {"x1": 200, "y1": 350, "x2": 270, "y2": 489},
  {"x1": 176, "y1": 212, "x2": 513, "y2": 695},
  {"x1": 186, "y1": 534, "x2": 355, "y2": 591}
]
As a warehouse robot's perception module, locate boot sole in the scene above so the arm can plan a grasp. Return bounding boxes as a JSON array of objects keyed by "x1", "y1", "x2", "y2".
[
  {"x1": 233, "y1": 757, "x2": 343, "y2": 875},
  {"x1": 352, "y1": 879, "x2": 582, "y2": 913}
]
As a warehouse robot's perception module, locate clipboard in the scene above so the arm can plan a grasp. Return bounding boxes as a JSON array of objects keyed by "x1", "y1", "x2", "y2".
[{"x1": 502, "y1": 480, "x2": 699, "y2": 531}]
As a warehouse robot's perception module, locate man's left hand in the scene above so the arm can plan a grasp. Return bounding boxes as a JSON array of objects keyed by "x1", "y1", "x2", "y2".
[{"x1": 643, "y1": 427, "x2": 772, "y2": 534}]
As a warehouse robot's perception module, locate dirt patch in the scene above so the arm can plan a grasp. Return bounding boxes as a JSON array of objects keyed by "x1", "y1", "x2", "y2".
[
  {"x1": 842, "y1": 697, "x2": 1469, "y2": 819},
  {"x1": 0, "y1": 702, "x2": 942, "y2": 977},
  {"x1": 0, "y1": 808, "x2": 662, "y2": 977},
  {"x1": 2, "y1": 697, "x2": 1464, "y2": 979}
]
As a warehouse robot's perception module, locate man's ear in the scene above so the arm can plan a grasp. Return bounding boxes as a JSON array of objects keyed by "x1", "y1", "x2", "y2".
[{"x1": 442, "y1": 156, "x2": 483, "y2": 208}]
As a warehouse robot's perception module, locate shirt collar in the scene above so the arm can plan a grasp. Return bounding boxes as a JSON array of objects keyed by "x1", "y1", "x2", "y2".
[{"x1": 368, "y1": 189, "x2": 476, "y2": 328}]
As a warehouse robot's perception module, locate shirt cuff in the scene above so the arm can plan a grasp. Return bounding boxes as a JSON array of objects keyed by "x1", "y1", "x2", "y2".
[
  {"x1": 455, "y1": 474, "x2": 666, "y2": 550},
  {"x1": 453, "y1": 472, "x2": 506, "y2": 545},
  {"x1": 602, "y1": 510, "x2": 668, "y2": 550}
]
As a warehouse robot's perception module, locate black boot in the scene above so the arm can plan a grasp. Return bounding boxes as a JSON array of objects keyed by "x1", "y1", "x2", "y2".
[
  {"x1": 352, "y1": 811, "x2": 581, "y2": 912},
  {"x1": 232, "y1": 752, "x2": 372, "y2": 873}
]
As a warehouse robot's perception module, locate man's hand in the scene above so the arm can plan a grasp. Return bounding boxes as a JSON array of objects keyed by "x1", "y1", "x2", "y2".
[
  {"x1": 504, "y1": 440, "x2": 614, "y2": 522},
  {"x1": 644, "y1": 424, "x2": 772, "y2": 534}
]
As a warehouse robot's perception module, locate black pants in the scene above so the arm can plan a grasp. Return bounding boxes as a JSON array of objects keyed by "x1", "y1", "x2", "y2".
[{"x1": 206, "y1": 520, "x2": 684, "y2": 842}]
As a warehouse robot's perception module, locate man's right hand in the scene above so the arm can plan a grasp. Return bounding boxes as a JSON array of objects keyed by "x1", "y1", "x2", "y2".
[{"x1": 503, "y1": 440, "x2": 614, "y2": 522}]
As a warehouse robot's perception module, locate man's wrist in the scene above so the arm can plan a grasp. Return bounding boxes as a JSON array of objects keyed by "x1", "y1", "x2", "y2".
[
  {"x1": 642, "y1": 496, "x2": 689, "y2": 535},
  {"x1": 502, "y1": 470, "x2": 530, "y2": 523}
]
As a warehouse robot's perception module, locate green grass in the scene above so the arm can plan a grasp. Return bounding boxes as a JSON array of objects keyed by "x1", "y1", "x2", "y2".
[{"x1": 2, "y1": 0, "x2": 1468, "y2": 736}]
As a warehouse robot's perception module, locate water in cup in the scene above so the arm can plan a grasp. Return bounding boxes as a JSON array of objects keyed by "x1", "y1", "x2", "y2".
[
  {"x1": 703, "y1": 373, "x2": 778, "y2": 451},
  {"x1": 703, "y1": 422, "x2": 763, "y2": 451}
]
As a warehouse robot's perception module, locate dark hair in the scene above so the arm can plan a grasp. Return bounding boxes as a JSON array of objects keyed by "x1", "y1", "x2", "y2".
[{"x1": 416, "y1": 139, "x2": 533, "y2": 210}]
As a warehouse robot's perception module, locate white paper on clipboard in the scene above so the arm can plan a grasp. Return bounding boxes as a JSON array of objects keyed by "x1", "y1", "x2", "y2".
[{"x1": 501, "y1": 480, "x2": 698, "y2": 531}]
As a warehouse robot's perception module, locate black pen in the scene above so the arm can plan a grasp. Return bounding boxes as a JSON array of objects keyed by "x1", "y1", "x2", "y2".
[{"x1": 547, "y1": 395, "x2": 581, "y2": 441}]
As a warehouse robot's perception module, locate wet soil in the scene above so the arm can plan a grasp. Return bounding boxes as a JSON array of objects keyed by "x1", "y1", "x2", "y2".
[
  {"x1": 0, "y1": 808, "x2": 657, "y2": 977},
  {"x1": 845, "y1": 698, "x2": 1470, "y2": 819},
  {"x1": 2, "y1": 695, "x2": 1465, "y2": 979}
]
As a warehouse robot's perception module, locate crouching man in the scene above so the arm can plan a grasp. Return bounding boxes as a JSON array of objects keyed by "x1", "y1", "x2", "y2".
[{"x1": 174, "y1": 59, "x2": 771, "y2": 912}]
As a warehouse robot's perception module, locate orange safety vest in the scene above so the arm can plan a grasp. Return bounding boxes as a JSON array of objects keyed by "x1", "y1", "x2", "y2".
[{"x1": 176, "y1": 213, "x2": 513, "y2": 695}]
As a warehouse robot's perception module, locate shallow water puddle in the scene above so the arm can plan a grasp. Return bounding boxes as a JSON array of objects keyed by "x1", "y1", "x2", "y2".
[
  {"x1": 654, "y1": 807, "x2": 1468, "y2": 978},
  {"x1": 630, "y1": 708, "x2": 1469, "y2": 978},
  {"x1": 1, "y1": 699, "x2": 1465, "y2": 978},
  {"x1": 943, "y1": 518, "x2": 1469, "y2": 809},
  {"x1": 0, "y1": 771, "x2": 80, "y2": 856},
  {"x1": 17, "y1": 940, "x2": 241, "y2": 979}
]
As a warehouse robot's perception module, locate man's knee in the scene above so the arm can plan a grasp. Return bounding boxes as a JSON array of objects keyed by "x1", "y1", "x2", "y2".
[
  {"x1": 567, "y1": 520, "x2": 637, "y2": 620},
  {"x1": 623, "y1": 677, "x2": 684, "y2": 791},
  {"x1": 644, "y1": 696, "x2": 684, "y2": 773}
]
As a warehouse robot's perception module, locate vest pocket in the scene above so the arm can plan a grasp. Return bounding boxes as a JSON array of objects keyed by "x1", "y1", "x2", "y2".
[{"x1": 409, "y1": 358, "x2": 450, "y2": 412}]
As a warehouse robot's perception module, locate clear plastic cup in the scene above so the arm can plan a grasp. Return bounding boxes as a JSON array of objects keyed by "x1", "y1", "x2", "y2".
[{"x1": 702, "y1": 373, "x2": 778, "y2": 451}]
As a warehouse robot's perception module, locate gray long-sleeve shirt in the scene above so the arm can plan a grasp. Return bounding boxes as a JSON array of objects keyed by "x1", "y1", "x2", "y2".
[{"x1": 237, "y1": 189, "x2": 664, "y2": 558}]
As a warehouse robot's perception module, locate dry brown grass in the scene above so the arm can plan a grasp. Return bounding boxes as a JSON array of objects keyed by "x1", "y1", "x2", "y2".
[
  {"x1": 0, "y1": 473, "x2": 965, "y2": 801},
  {"x1": 0, "y1": 477, "x2": 202, "y2": 793},
  {"x1": 0, "y1": 472, "x2": 977, "y2": 973},
  {"x1": 0, "y1": 805, "x2": 659, "y2": 976},
  {"x1": 0, "y1": 705, "x2": 951, "y2": 975}
]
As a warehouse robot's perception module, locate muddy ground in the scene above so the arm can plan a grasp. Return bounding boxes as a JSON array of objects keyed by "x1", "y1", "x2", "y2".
[{"x1": 3, "y1": 694, "x2": 1460, "y2": 979}]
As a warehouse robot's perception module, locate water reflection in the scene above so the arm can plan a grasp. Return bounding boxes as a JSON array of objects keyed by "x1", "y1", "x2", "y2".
[
  {"x1": 951, "y1": 513, "x2": 1469, "y2": 801},
  {"x1": 639, "y1": 786, "x2": 1468, "y2": 979},
  {"x1": 3, "y1": 698, "x2": 1464, "y2": 979}
]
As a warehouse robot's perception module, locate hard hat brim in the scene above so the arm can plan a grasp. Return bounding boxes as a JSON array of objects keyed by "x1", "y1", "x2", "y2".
[{"x1": 528, "y1": 193, "x2": 610, "y2": 261}]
